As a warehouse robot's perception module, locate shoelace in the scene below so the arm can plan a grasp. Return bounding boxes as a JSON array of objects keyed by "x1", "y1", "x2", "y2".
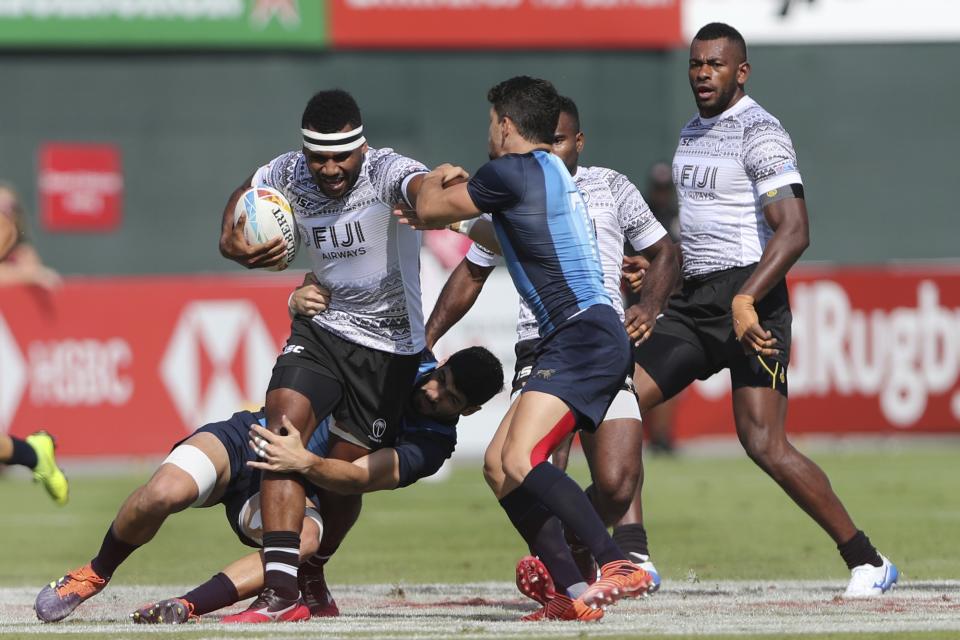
[{"x1": 56, "y1": 569, "x2": 105, "y2": 597}]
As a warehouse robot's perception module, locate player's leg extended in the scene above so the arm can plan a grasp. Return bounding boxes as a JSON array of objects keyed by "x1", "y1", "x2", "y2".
[
  {"x1": 0, "y1": 432, "x2": 69, "y2": 504},
  {"x1": 731, "y1": 385, "x2": 897, "y2": 596},
  {"x1": 482, "y1": 396, "x2": 518, "y2": 498},
  {"x1": 35, "y1": 432, "x2": 231, "y2": 623},
  {"x1": 133, "y1": 513, "x2": 324, "y2": 623},
  {"x1": 581, "y1": 416, "x2": 643, "y2": 526}
]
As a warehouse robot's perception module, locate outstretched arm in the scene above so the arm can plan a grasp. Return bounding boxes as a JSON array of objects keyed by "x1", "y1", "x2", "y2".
[
  {"x1": 425, "y1": 257, "x2": 495, "y2": 350},
  {"x1": 416, "y1": 165, "x2": 483, "y2": 226},
  {"x1": 248, "y1": 419, "x2": 402, "y2": 494}
]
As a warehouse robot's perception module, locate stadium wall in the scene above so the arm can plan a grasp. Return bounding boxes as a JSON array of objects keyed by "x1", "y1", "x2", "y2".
[{"x1": 0, "y1": 43, "x2": 952, "y2": 275}]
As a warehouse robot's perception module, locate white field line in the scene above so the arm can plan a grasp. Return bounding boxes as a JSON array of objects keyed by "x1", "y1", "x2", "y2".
[{"x1": 2, "y1": 580, "x2": 959, "y2": 638}]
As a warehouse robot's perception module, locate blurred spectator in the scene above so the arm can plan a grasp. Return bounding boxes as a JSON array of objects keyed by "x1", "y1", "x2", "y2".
[
  {"x1": 645, "y1": 162, "x2": 680, "y2": 242},
  {"x1": 0, "y1": 183, "x2": 61, "y2": 290}
]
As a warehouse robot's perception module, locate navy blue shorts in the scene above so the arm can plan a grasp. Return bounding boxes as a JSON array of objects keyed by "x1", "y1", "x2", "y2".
[
  {"x1": 179, "y1": 410, "x2": 330, "y2": 548},
  {"x1": 521, "y1": 304, "x2": 632, "y2": 432}
]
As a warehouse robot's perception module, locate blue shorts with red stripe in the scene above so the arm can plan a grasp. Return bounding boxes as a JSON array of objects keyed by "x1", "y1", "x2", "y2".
[{"x1": 521, "y1": 303, "x2": 632, "y2": 432}]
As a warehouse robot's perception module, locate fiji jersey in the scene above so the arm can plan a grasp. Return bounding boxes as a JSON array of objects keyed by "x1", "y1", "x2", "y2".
[
  {"x1": 466, "y1": 151, "x2": 609, "y2": 338},
  {"x1": 468, "y1": 165, "x2": 667, "y2": 342},
  {"x1": 252, "y1": 148, "x2": 428, "y2": 354},
  {"x1": 674, "y1": 96, "x2": 803, "y2": 278}
]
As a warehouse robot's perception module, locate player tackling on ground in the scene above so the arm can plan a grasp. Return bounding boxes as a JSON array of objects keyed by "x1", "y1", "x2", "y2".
[
  {"x1": 414, "y1": 76, "x2": 653, "y2": 621},
  {"x1": 621, "y1": 23, "x2": 898, "y2": 597}
]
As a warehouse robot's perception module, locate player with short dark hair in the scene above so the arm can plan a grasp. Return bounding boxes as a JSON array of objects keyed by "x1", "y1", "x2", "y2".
[
  {"x1": 622, "y1": 23, "x2": 898, "y2": 598},
  {"x1": 34, "y1": 347, "x2": 502, "y2": 624},
  {"x1": 414, "y1": 76, "x2": 653, "y2": 621},
  {"x1": 426, "y1": 95, "x2": 680, "y2": 606},
  {"x1": 217, "y1": 89, "x2": 449, "y2": 620}
]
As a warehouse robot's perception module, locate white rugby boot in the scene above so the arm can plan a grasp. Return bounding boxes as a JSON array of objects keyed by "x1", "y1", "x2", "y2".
[
  {"x1": 628, "y1": 552, "x2": 661, "y2": 594},
  {"x1": 843, "y1": 554, "x2": 899, "y2": 598}
]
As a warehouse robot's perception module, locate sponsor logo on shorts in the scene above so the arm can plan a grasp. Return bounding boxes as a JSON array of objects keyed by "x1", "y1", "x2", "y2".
[
  {"x1": 281, "y1": 344, "x2": 305, "y2": 355},
  {"x1": 533, "y1": 368, "x2": 556, "y2": 380},
  {"x1": 371, "y1": 418, "x2": 386, "y2": 440}
]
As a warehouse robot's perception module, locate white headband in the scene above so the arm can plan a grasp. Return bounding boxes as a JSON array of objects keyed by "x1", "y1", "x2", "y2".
[{"x1": 301, "y1": 126, "x2": 366, "y2": 153}]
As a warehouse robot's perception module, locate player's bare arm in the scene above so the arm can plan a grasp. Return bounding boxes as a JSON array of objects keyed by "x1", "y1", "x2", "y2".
[
  {"x1": 415, "y1": 164, "x2": 481, "y2": 225},
  {"x1": 624, "y1": 236, "x2": 680, "y2": 345},
  {"x1": 218, "y1": 176, "x2": 287, "y2": 269},
  {"x1": 247, "y1": 419, "x2": 401, "y2": 494},
  {"x1": 733, "y1": 193, "x2": 809, "y2": 356},
  {"x1": 425, "y1": 258, "x2": 495, "y2": 349}
]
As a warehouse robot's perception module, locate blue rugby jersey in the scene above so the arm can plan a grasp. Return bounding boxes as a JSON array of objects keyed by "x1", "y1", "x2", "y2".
[{"x1": 467, "y1": 150, "x2": 610, "y2": 337}]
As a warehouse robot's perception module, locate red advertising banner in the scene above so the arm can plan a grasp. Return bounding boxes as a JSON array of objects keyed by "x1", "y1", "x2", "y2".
[
  {"x1": 0, "y1": 275, "x2": 299, "y2": 456},
  {"x1": 672, "y1": 265, "x2": 960, "y2": 439},
  {"x1": 0, "y1": 266, "x2": 957, "y2": 459},
  {"x1": 38, "y1": 143, "x2": 123, "y2": 232},
  {"x1": 329, "y1": 0, "x2": 682, "y2": 49}
]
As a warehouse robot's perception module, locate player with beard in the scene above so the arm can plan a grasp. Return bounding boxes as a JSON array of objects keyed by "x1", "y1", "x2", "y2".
[
  {"x1": 217, "y1": 89, "x2": 452, "y2": 620},
  {"x1": 425, "y1": 96, "x2": 679, "y2": 606},
  {"x1": 623, "y1": 23, "x2": 898, "y2": 598},
  {"x1": 413, "y1": 77, "x2": 653, "y2": 621},
  {"x1": 35, "y1": 346, "x2": 502, "y2": 623}
]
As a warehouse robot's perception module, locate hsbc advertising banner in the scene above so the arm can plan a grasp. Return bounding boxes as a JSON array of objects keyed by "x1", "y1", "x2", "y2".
[
  {"x1": 0, "y1": 266, "x2": 958, "y2": 459},
  {"x1": 0, "y1": 275, "x2": 300, "y2": 456},
  {"x1": 39, "y1": 143, "x2": 123, "y2": 233},
  {"x1": 329, "y1": 0, "x2": 682, "y2": 49}
]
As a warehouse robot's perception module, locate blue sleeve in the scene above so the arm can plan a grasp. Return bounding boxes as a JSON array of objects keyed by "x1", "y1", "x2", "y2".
[
  {"x1": 395, "y1": 433, "x2": 455, "y2": 488},
  {"x1": 467, "y1": 157, "x2": 522, "y2": 214}
]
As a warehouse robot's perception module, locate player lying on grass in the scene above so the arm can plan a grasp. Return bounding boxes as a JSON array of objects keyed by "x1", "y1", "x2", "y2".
[
  {"x1": 0, "y1": 432, "x2": 69, "y2": 505},
  {"x1": 34, "y1": 346, "x2": 503, "y2": 624}
]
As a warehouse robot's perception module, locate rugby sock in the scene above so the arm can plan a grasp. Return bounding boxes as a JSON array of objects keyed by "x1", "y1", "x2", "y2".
[
  {"x1": 301, "y1": 553, "x2": 330, "y2": 576},
  {"x1": 179, "y1": 572, "x2": 239, "y2": 616},
  {"x1": 498, "y1": 488, "x2": 584, "y2": 591},
  {"x1": 521, "y1": 462, "x2": 624, "y2": 567},
  {"x1": 613, "y1": 523, "x2": 650, "y2": 559},
  {"x1": 8, "y1": 437, "x2": 38, "y2": 468},
  {"x1": 90, "y1": 526, "x2": 140, "y2": 579},
  {"x1": 838, "y1": 530, "x2": 883, "y2": 569},
  {"x1": 263, "y1": 531, "x2": 301, "y2": 600}
]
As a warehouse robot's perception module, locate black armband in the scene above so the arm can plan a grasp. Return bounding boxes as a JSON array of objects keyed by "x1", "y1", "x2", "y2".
[{"x1": 759, "y1": 183, "x2": 804, "y2": 207}]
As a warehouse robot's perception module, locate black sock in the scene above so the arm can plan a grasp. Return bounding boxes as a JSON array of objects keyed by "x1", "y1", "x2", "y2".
[
  {"x1": 838, "y1": 530, "x2": 882, "y2": 570},
  {"x1": 90, "y1": 526, "x2": 140, "y2": 579},
  {"x1": 521, "y1": 462, "x2": 624, "y2": 567},
  {"x1": 9, "y1": 437, "x2": 38, "y2": 469},
  {"x1": 301, "y1": 553, "x2": 329, "y2": 577},
  {"x1": 613, "y1": 523, "x2": 650, "y2": 559},
  {"x1": 263, "y1": 531, "x2": 301, "y2": 600},
  {"x1": 180, "y1": 572, "x2": 240, "y2": 616},
  {"x1": 499, "y1": 487, "x2": 584, "y2": 591}
]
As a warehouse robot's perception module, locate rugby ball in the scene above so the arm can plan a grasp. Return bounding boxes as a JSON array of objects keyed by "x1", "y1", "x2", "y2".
[{"x1": 234, "y1": 186, "x2": 299, "y2": 271}]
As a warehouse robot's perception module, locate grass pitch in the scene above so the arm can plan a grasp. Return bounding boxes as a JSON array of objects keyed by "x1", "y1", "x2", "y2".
[{"x1": 1, "y1": 440, "x2": 958, "y2": 638}]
